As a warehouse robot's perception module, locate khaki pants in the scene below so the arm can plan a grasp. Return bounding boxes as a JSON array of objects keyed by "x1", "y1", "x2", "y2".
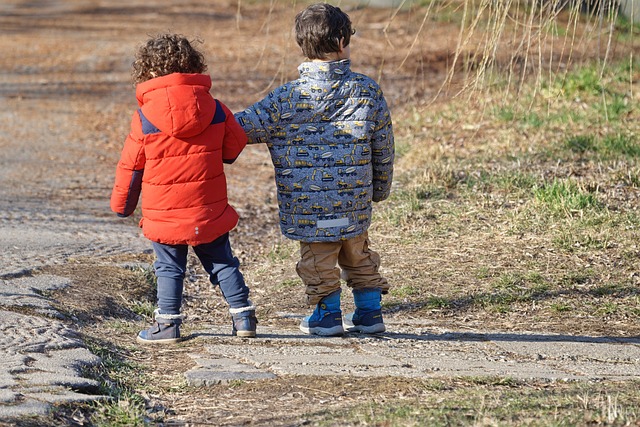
[{"x1": 296, "y1": 232, "x2": 390, "y2": 305}]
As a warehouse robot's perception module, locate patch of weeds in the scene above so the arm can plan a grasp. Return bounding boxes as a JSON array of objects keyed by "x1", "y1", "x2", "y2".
[
  {"x1": 560, "y1": 133, "x2": 639, "y2": 160},
  {"x1": 459, "y1": 376, "x2": 519, "y2": 387},
  {"x1": 594, "y1": 302, "x2": 619, "y2": 316},
  {"x1": 590, "y1": 283, "x2": 635, "y2": 298},
  {"x1": 82, "y1": 338, "x2": 150, "y2": 426},
  {"x1": 276, "y1": 278, "x2": 300, "y2": 290},
  {"x1": 493, "y1": 171, "x2": 537, "y2": 194},
  {"x1": 91, "y1": 394, "x2": 149, "y2": 427},
  {"x1": 381, "y1": 300, "x2": 404, "y2": 311},
  {"x1": 463, "y1": 169, "x2": 537, "y2": 196},
  {"x1": 629, "y1": 299, "x2": 640, "y2": 317},
  {"x1": 615, "y1": 14, "x2": 640, "y2": 38},
  {"x1": 267, "y1": 241, "x2": 296, "y2": 263},
  {"x1": 311, "y1": 380, "x2": 640, "y2": 426},
  {"x1": 381, "y1": 184, "x2": 442, "y2": 227},
  {"x1": 395, "y1": 138, "x2": 412, "y2": 158},
  {"x1": 495, "y1": 106, "x2": 515, "y2": 122},
  {"x1": 615, "y1": 167, "x2": 640, "y2": 187},
  {"x1": 558, "y1": 270, "x2": 593, "y2": 287},
  {"x1": 534, "y1": 179, "x2": 601, "y2": 217},
  {"x1": 565, "y1": 134, "x2": 596, "y2": 154},
  {"x1": 600, "y1": 93, "x2": 632, "y2": 120},
  {"x1": 130, "y1": 264, "x2": 156, "y2": 288},
  {"x1": 128, "y1": 300, "x2": 155, "y2": 318},
  {"x1": 424, "y1": 164, "x2": 470, "y2": 190},
  {"x1": 102, "y1": 319, "x2": 141, "y2": 334},
  {"x1": 84, "y1": 339, "x2": 143, "y2": 394},
  {"x1": 522, "y1": 110, "x2": 543, "y2": 128},
  {"x1": 390, "y1": 285, "x2": 421, "y2": 299},
  {"x1": 552, "y1": 230, "x2": 580, "y2": 251},
  {"x1": 552, "y1": 229, "x2": 611, "y2": 252},
  {"x1": 416, "y1": 185, "x2": 447, "y2": 200},
  {"x1": 600, "y1": 133, "x2": 640, "y2": 158},
  {"x1": 562, "y1": 66, "x2": 602, "y2": 96},
  {"x1": 476, "y1": 272, "x2": 550, "y2": 311},
  {"x1": 425, "y1": 296, "x2": 450, "y2": 309},
  {"x1": 421, "y1": 380, "x2": 451, "y2": 392},
  {"x1": 550, "y1": 302, "x2": 572, "y2": 312},
  {"x1": 476, "y1": 266, "x2": 491, "y2": 279}
]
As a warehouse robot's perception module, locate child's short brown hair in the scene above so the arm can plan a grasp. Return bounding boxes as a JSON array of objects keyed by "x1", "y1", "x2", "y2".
[
  {"x1": 295, "y1": 3, "x2": 354, "y2": 60},
  {"x1": 132, "y1": 33, "x2": 207, "y2": 84}
]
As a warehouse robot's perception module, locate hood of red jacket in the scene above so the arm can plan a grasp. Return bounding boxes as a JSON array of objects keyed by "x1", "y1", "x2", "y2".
[{"x1": 135, "y1": 73, "x2": 216, "y2": 139}]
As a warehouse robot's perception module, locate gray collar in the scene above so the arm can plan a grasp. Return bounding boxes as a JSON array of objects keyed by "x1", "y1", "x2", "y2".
[{"x1": 298, "y1": 59, "x2": 351, "y2": 81}]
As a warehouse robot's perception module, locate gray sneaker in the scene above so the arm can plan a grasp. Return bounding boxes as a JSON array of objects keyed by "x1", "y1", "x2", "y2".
[
  {"x1": 137, "y1": 311, "x2": 183, "y2": 344},
  {"x1": 231, "y1": 308, "x2": 257, "y2": 338}
]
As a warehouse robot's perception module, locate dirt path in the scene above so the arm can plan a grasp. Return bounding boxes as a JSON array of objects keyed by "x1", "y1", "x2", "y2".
[{"x1": 1, "y1": 1, "x2": 639, "y2": 425}]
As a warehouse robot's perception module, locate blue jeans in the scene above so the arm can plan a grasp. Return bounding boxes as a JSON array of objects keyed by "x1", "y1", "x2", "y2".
[{"x1": 152, "y1": 233, "x2": 250, "y2": 315}]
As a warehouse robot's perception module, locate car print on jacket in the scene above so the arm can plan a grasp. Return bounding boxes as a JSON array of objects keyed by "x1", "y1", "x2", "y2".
[{"x1": 235, "y1": 60, "x2": 393, "y2": 242}]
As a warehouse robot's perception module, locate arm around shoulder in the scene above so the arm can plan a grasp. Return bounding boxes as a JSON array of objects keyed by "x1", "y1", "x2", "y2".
[{"x1": 233, "y1": 92, "x2": 280, "y2": 145}]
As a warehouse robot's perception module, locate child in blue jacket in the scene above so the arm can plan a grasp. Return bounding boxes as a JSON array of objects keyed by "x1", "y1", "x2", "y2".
[{"x1": 235, "y1": 3, "x2": 394, "y2": 336}]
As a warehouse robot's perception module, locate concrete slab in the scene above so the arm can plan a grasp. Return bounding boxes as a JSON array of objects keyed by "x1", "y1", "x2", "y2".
[
  {"x1": 189, "y1": 325, "x2": 640, "y2": 383},
  {"x1": 0, "y1": 311, "x2": 105, "y2": 421}
]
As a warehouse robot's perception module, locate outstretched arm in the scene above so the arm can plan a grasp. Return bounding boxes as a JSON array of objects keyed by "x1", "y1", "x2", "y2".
[
  {"x1": 234, "y1": 92, "x2": 279, "y2": 145},
  {"x1": 218, "y1": 101, "x2": 248, "y2": 164}
]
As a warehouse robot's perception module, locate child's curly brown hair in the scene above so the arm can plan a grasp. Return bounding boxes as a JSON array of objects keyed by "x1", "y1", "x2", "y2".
[{"x1": 132, "y1": 33, "x2": 207, "y2": 85}]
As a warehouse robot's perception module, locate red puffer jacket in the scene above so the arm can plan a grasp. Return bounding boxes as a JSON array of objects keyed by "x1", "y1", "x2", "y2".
[{"x1": 110, "y1": 73, "x2": 247, "y2": 246}]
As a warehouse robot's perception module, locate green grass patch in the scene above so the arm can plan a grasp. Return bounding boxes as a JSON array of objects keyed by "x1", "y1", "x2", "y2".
[
  {"x1": 562, "y1": 66, "x2": 603, "y2": 96},
  {"x1": 390, "y1": 284, "x2": 421, "y2": 298},
  {"x1": 128, "y1": 300, "x2": 155, "y2": 318},
  {"x1": 90, "y1": 394, "x2": 149, "y2": 427},
  {"x1": 267, "y1": 241, "x2": 297, "y2": 263},
  {"x1": 563, "y1": 133, "x2": 640, "y2": 159},
  {"x1": 552, "y1": 228, "x2": 612, "y2": 251},
  {"x1": 533, "y1": 179, "x2": 601, "y2": 217},
  {"x1": 276, "y1": 277, "x2": 301, "y2": 290},
  {"x1": 475, "y1": 272, "x2": 550, "y2": 312},
  {"x1": 80, "y1": 338, "x2": 150, "y2": 426}
]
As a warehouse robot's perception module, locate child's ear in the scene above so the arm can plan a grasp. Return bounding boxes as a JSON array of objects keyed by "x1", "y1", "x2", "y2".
[{"x1": 338, "y1": 37, "x2": 346, "y2": 52}]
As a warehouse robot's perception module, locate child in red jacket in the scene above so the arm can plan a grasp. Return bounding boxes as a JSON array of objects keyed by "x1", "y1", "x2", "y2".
[{"x1": 111, "y1": 34, "x2": 256, "y2": 343}]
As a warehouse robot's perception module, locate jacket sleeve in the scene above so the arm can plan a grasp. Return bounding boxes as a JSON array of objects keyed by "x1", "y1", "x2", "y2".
[
  {"x1": 110, "y1": 112, "x2": 146, "y2": 217},
  {"x1": 233, "y1": 91, "x2": 280, "y2": 145},
  {"x1": 371, "y1": 94, "x2": 394, "y2": 203},
  {"x1": 219, "y1": 101, "x2": 248, "y2": 164}
]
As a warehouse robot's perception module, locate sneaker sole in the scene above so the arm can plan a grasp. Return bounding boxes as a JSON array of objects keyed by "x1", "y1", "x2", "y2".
[
  {"x1": 344, "y1": 322, "x2": 386, "y2": 334},
  {"x1": 234, "y1": 331, "x2": 257, "y2": 338},
  {"x1": 136, "y1": 336, "x2": 182, "y2": 344},
  {"x1": 299, "y1": 324, "x2": 345, "y2": 336}
]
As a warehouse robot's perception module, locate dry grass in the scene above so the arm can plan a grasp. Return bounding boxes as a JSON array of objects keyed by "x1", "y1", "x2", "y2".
[
  {"x1": 3, "y1": 1, "x2": 640, "y2": 425},
  {"x1": 373, "y1": 54, "x2": 640, "y2": 338}
]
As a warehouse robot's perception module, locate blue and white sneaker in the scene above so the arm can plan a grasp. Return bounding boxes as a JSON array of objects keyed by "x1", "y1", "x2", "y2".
[
  {"x1": 343, "y1": 309, "x2": 386, "y2": 334},
  {"x1": 299, "y1": 309, "x2": 344, "y2": 336},
  {"x1": 299, "y1": 290, "x2": 344, "y2": 336}
]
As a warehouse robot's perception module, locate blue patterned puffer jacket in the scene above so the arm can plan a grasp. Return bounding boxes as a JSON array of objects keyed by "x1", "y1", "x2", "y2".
[{"x1": 235, "y1": 59, "x2": 394, "y2": 242}]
